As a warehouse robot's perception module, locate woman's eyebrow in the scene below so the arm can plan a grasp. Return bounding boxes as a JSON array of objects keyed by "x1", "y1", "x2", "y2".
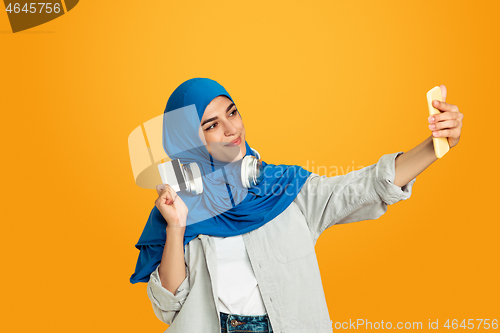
[{"x1": 201, "y1": 103, "x2": 235, "y2": 127}]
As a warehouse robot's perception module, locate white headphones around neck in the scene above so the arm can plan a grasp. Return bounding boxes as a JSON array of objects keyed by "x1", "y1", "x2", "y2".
[{"x1": 158, "y1": 148, "x2": 263, "y2": 195}]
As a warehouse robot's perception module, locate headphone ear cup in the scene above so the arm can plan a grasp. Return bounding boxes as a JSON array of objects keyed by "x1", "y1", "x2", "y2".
[
  {"x1": 241, "y1": 156, "x2": 264, "y2": 188},
  {"x1": 189, "y1": 162, "x2": 203, "y2": 195},
  {"x1": 183, "y1": 162, "x2": 203, "y2": 195},
  {"x1": 240, "y1": 156, "x2": 251, "y2": 188}
]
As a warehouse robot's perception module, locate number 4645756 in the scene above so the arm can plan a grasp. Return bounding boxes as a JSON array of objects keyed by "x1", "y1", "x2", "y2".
[
  {"x1": 6, "y1": 3, "x2": 62, "y2": 14},
  {"x1": 444, "y1": 319, "x2": 498, "y2": 329}
]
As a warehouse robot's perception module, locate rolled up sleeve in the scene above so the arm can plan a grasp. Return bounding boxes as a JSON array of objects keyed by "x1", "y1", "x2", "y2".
[
  {"x1": 147, "y1": 263, "x2": 190, "y2": 325},
  {"x1": 294, "y1": 151, "x2": 417, "y2": 241},
  {"x1": 373, "y1": 151, "x2": 416, "y2": 205}
]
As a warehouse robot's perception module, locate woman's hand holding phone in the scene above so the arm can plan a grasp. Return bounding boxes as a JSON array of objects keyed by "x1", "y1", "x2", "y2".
[{"x1": 155, "y1": 184, "x2": 188, "y2": 232}]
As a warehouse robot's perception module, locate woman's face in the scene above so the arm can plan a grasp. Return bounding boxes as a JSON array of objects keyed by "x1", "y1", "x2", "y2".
[{"x1": 198, "y1": 96, "x2": 247, "y2": 163}]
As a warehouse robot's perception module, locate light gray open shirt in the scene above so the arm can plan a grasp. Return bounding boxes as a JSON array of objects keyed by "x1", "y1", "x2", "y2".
[{"x1": 146, "y1": 151, "x2": 417, "y2": 332}]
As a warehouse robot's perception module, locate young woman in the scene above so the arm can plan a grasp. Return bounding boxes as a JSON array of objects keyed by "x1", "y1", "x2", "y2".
[{"x1": 130, "y1": 78, "x2": 463, "y2": 333}]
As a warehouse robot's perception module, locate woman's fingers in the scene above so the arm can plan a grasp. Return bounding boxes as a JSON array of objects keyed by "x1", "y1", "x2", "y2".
[
  {"x1": 159, "y1": 187, "x2": 169, "y2": 204},
  {"x1": 439, "y1": 84, "x2": 447, "y2": 102},
  {"x1": 155, "y1": 184, "x2": 183, "y2": 219},
  {"x1": 429, "y1": 119, "x2": 460, "y2": 131},
  {"x1": 156, "y1": 184, "x2": 174, "y2": 205},
  {"x1": 167, "y1": 186, "x2": 178, "y2": 203},
  {"x1": 432, "y1": 100, "x2": 458, "y2": 112},
  {"x1": 156, "y1": 184, "x2": 166, "y2": 196}
]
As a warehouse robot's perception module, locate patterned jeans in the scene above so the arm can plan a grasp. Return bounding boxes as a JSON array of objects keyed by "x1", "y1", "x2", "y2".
[{"x1": 220, "y1": 311, "x2": 273, "y2": 333}]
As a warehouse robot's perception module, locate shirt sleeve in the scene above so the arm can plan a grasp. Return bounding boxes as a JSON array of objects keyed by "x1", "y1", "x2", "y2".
[
  {"x1": 294, "y1": 151, "x2": 417, "y2": 241},
  {"x1": 147, "y1": 263, "x2": 190, "y2": 325}
]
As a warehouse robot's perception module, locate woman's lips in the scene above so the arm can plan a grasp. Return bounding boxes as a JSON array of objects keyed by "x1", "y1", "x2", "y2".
[{"x1": 226, "y1": 136, "x2": 241, "y2": 146}]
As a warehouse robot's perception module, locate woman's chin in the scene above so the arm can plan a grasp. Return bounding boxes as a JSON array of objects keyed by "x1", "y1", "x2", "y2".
[
  {"x1": 225, "y1": 150, "x2": 245, "y2": 163},
  {"x1": 229, "y1": 153, "x2": 245, "y2": 163},
  {"x1": 213, "y1": 147, "x2": 245, "y2": 163},
  {"x1": 229, "y1": 145, "x2": 246, "y2": 162}
]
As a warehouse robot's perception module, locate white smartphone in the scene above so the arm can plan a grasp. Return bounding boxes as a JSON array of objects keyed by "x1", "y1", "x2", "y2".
[{"x1": 426, "y1": 86, "x2": 449, "y2": 158}]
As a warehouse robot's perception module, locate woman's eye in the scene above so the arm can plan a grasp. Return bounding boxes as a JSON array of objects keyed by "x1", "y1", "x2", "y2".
[
  {"x1": 204, "y1": 110, "x2": 237, "y2": 131},
  {"x1": 206, "y1": 123, "x2": 217, "y2": 131}
]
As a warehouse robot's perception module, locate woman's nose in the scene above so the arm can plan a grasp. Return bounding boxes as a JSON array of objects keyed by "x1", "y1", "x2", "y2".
[{"x1": 223, "y1": 121, "x2": 238, "y2": 135}]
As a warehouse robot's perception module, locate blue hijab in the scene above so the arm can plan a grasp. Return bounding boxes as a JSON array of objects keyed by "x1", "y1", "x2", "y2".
[{"x1": 130, "y1": 78, "x2": 312, "y2": 284}]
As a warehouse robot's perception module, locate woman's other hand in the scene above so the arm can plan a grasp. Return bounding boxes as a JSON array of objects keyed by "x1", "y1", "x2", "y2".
[{"x1": 155, "y1": 184, "x2": 188, "y2": 231}]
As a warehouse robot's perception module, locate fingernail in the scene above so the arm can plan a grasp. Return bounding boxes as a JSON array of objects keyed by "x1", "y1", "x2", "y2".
[{"x1": 428, "y1": 116, "x2": 434, "y2": 122}]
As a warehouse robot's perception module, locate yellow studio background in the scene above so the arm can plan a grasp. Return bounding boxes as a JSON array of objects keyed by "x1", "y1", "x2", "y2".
[{"x1": 1, "y1": 0, "x2": 498, "y2": 331}]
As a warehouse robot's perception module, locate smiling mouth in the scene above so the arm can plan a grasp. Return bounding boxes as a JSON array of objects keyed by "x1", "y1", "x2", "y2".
[{"x1": 226, "y1": 136, "x2": 241, "y2": 146}]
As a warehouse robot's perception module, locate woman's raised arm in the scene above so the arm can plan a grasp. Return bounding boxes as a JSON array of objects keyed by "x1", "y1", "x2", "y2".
[{"x1": 294, "y1": 151, "x2": 416, "y2": 241}]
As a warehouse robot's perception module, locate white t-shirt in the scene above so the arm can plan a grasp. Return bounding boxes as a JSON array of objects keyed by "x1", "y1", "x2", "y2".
[{"x1": 212, "y1": 234, "x2": 267, "y2": 315}]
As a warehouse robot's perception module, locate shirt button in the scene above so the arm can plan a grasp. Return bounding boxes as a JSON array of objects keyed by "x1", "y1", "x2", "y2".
[
  {"x1": 231, "y1": 319, "x2": 238, "y2": 327},
  {"x1": 198, "y1": 234, "x2": 203, "y2": 239}
]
